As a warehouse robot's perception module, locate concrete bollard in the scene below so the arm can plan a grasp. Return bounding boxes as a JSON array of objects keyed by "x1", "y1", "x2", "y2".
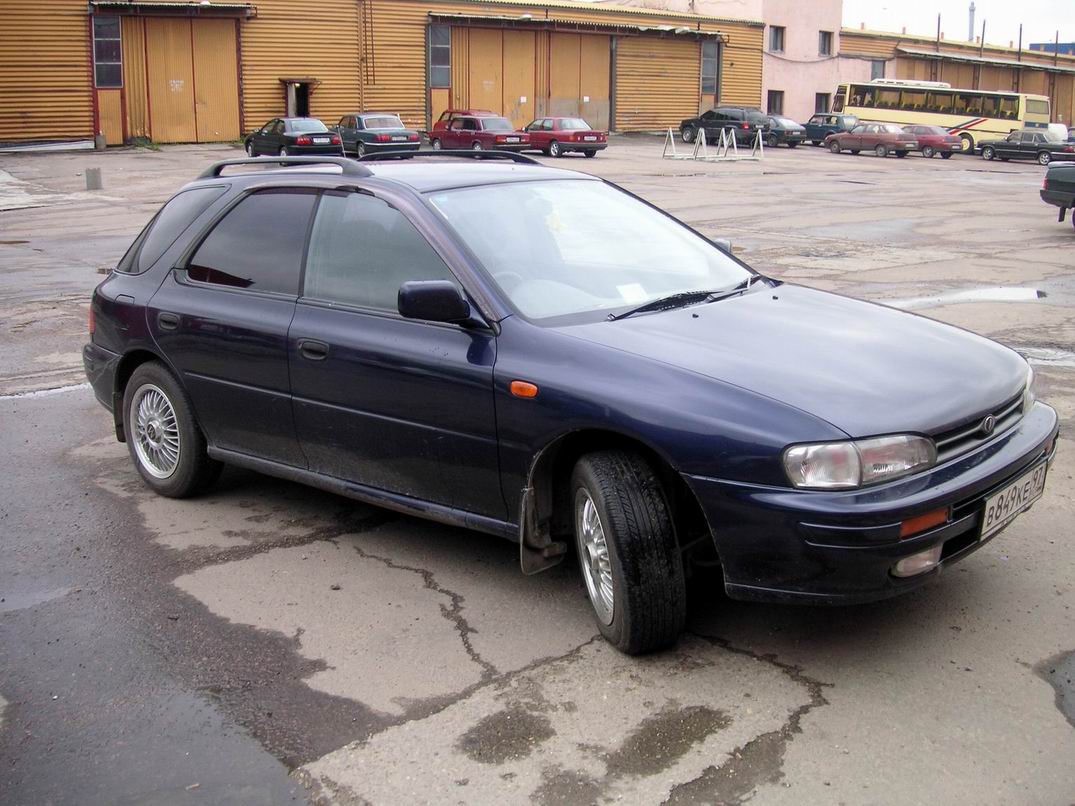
[{"x1": 85, "y1": 168, "x2": 103, "y2": 191}]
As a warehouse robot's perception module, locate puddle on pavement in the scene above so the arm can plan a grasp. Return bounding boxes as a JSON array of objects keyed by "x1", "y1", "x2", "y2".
[
  {"x1": 1016, "y1": 346, "x2": 1075, "y2": 368},
  {"x1": 887, "y1": 286, "x2": 1043, "y2": 310}
]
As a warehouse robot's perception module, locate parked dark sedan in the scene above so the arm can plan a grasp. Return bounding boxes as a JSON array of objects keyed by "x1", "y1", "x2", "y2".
[
  {"x1": 765, "y1": 116, "x2": 806, "y2": 148},
  {"x1": 680, "y1": 107, "x2": 769, "y2": 146},
  {"x1": 1040, "y1": 162, "x2": 1075, "y2": 229},
  {"x1": 826, "y1": 123, "x2": 918, "y2": 157},
  {"x1": 244, "y1": 118, "x2": 342, "y2": 157},
  {"x1": 980, "y1": 129, "x2": 1075, "y2": 165},
  {"x1": 84, "y1": 153, "x2": 1056, "y2": 655},
  {"x1": 335, "y1": 113, "x2": 420, "y2": 157},
  {"x1": 802, "y1": 113, "x2": 858, "y2": 146}
]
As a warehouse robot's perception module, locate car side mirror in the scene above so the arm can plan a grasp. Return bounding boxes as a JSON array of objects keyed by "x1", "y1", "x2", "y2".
[
  {"x1": 711, "y1": 238, "x2": 733, "y2": 254},
  {"x1": 398, "y1": 280, "x2": 476, "y2": 325}
]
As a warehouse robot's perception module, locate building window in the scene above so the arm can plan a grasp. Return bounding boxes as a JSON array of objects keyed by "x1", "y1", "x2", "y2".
[
  {"x1": 429, "y1": 25, "x2": 450, "y2": 89},
  {"x1": 93, "y1": 16, "x2": 122, "y2": 88},
  {"x1": 769, "y1": 26, "x2": 785, "y2": 53},
  {"x1": 700, "y1": 39, "x2": 719, "y2": 97},
  {"x1": 818, "y1": 30, "x2": 833, "y2": 56},
  {"x1": 767, "y1": 90, "x2": 784, "y2": 115},
  {"x1": 871, "y1": 59, "x2": 885, "y2": 80},
  {"x1": 815, "y1": 92, "x2": 830, "y2": 113}
]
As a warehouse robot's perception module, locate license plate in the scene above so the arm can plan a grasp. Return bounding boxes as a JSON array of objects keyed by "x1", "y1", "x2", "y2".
[
  {"x1": 313, "y1": 137, "x2": 329, "y2": 144},
  {"x1": 584, "y1": 135, "x2": 597, "y2": 141},
  {"x1": 392, "y1": 136, "x2": 407, "y2": 141},
  {"x1": 505, "y1": 137, "x2": 519, "y2": 143},
  {"x1": 980, "y1": 463, "x2": 1048, "y2": 539}
]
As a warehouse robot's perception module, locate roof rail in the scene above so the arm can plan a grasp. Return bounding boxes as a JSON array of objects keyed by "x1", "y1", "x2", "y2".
[
  {"x1": 197, "y1": 156, "x2": 373, "y2": 179},
  {"x1": 357, "y1": 149, "x2": 542, "y2": 166}
]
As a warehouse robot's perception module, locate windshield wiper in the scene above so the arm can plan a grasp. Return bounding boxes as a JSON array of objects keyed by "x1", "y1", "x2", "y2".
[{"x1": 607, "y1": 275, "x2": 764, "y2": 321}]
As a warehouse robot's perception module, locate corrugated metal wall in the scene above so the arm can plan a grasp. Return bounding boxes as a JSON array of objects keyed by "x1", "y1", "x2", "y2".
[
  {"x1": 0, "y1": 0, "x2": 94, "y2": 142},
  {"x1": 241, "y1": 0, "x2": 363, "y2": 131},
  {"x1": 123, "y1": 17, "x2": 150, "y2": 139},
  {"x1": 614, "y1": 37, "x2": 700, "y2": 131},
  {"x1": 720, "y1": 25, "x2": 763, "y2": 107}
]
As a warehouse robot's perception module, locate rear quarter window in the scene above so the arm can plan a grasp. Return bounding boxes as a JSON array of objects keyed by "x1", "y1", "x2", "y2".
[{"x1": 116, "y1": 186, "x2": 227, "y2": 274}]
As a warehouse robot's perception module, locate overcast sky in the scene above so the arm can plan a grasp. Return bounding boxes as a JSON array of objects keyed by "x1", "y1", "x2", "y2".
[{"x1": 842, "y1": 0, "x2": 1074, "y2": 48}]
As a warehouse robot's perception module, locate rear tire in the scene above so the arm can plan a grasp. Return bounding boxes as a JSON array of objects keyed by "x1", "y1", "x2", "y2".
[
  {"x1": 681, "y1": 126, "x2": 696, "y2": 143},
  {"x1": 122, "y1": 362, "x2": 221, "y2": 499},
  {"x1": 982, "y1": 146, "x2": 995, "y2": 161},
  {"x1": 584, "y1": 150, "x2": 597, "y2": 158},
  {"x1": 571, "y1": 451, "x2": 686, "y2": 654},
  {"x1": 829, "y1": 140, "x2": 841, "y2": 154},
  {"x1": 767, "y1": 133, "x2": 779, "y2": 148},
  {"x1": 1038, "y1": 151, "x2": 1052, "y2": 166},
  {"x1": 875, "y1": 144, "x2": 888, "y2": 158},
  {"x1": 549, "y1": 140, "x2": 562, "y2": 158},
  {"x1": 472, "y1": 141, "x2": 483, "y2": 151},
  {"x1": 940, "y1": 152, "x2": 953, "y2": 159},
  {"x1": 357, "y1": 141, "x2": 367, "y2": 158},
  {"x1": 245, "y1": 141, "x2": 255, "y2": 157},
  {"x1": 921, "y1": 145, "x2": 935, "y2": 158}
]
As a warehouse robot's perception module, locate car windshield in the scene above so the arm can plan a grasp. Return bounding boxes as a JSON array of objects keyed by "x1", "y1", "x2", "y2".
[
  {"x1": 290, "y1": 119, "x2": 329, "y2": 133},
  {"x1": 482, "y1": 117, "x2": 514, "y2": 132},
  {"x1": 428, "y1": 180, "x2": 751, "y2": 322},
  {"x1": 559, "y1": 118, "x2": 591, "y2": 130},
  {"x1": 362, "y1": 115, "x2": 404, "y2": 129}
]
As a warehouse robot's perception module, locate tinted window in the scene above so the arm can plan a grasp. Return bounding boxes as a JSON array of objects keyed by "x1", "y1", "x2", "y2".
[
  {"x1": 559, "y1": 118, "x2": 590, "y2": 130},
  {"x1": 133, "y1": 187, "x2": 228, "y2": 273},
  {"x1": 187, "y1": 190, "x2": 316, "y2": 294},
  {"x1": 304, "y1": 192, "x2": 457, "y2": 312},
  {"x1": 290, "y1": 119, "x2": 329, "y2": 133},
  {"x1": 482, "y1": 117, "x2": 513, "y2": 132},
  {"x1": 362, "y1": 115, "x2": 404, "y2": 129}
]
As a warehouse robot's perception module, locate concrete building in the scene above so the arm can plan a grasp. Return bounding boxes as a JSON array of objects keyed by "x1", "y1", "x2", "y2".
[{"x1": 0, "y1": 0, "x2": 764, "y2": 145}]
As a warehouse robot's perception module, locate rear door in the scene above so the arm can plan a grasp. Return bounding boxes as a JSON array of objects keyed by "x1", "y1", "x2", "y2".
[
  {"x1": 148, "y1": 188, "x2": 317, "y2": 466},
  {"x1": 288, "y1": 188, "x2": 503, "y2": 518}
]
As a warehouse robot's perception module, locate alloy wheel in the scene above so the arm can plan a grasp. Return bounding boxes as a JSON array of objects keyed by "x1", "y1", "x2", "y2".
[
  {"x1": 130, "y1": 383, "x2": 181, "y2": 479},
  {"x1": 575, "y1": 488, "x2": 614, "y2": 626}
]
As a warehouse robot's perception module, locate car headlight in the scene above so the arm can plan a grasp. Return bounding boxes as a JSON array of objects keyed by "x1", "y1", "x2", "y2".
[
  {"x1": 1023, "y1": 364, "x2": 1036, "y2": 413},
  {"x1": 783, "y1": 435, "x2": 937, "y2": 490}
]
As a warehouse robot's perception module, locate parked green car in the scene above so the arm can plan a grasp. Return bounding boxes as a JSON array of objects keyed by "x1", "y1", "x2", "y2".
[
  {"x1": 1040, "y1": 162, "x2": 1075, "y2": 229},
  {"x1": 980, "y1": 129, "x2": 1075, "y2": 165}
]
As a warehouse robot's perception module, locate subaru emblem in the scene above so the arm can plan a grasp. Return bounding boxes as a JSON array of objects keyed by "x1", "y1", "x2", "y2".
[{"x1": 980, "y1": 414, "x2": 996, "y2": 436}]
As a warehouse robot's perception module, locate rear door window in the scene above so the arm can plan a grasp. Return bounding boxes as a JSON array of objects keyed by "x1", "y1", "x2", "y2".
[
  {"x1": 186, "y1": 189, "x2": 317, "y2": 295},
  {"x1": 303, "y1": 191, "x2": 458, "y2": 313}
]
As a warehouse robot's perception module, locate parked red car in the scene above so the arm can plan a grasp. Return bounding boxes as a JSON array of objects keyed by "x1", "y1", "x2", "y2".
[
  {"x1": 825, "y1": 123, "x2": 918, "y2": 158},
  {"x1": 523, "y1": 116, "x2": 607, "y2": 158},
  {"x1": 429, "y1": 110, "x2": 529, "y2": 151},
  {"x1": 903, "y1": 125, "x2": 961, "y2": 158}
]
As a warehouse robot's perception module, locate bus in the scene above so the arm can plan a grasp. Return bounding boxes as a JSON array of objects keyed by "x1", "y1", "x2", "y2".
[{"x1": 832, "y1": 79, "x2": 1052, "y2": 152}]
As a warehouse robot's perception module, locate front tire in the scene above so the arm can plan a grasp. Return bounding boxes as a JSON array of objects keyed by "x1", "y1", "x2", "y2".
[
  {"x1": 982, "y1": 146, "x2": 995, "y2": 161},
  {"x1": 1038, "y1": 151, "x2": 1052, "y2": 166},
  {"x1": 571, "y1": 451, "x2": 686, "y2": 654},
  {"x1": 357, "y1": 142, "x2": 367, "y2": 158},
  {"x1": 431, "y1": 138, "x2": 442, "y2": 151},
  {"x1": 245, "y1": 141, "x2": 255, "y2": 157},
  {"x1": 681, "y1": 126, "x2": 696, "y2": 143},
  {"x1": 941, "y1": 151, "x2": 953, "y2": 159},
  {"x1": 122, "y1": 362, "x2": 221, "y2": 498},
  {"x1": 549, "y1": 140, "x2": 562, "y2": 158},
  {"x1": 829, "y1": 140, "x2": 841, "y2": 154},
  {"x1": 472, "y1": 141, "x2": 483, "y2": 151},
  {"x1": 875, "y1": 144, "x2": 888, "y2": 158}
]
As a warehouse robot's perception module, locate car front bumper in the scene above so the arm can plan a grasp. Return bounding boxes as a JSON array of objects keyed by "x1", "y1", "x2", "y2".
[{"x1": 684, "y1": 402, "x2": 1058, "y2": 604}]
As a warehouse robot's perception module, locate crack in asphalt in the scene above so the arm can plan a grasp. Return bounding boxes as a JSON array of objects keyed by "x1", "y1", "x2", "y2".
[
  {"x1": 347, "y1": 543, "x2": 499, "y2": 682},
  {"x1": 662, "y1": 633, "x2": 831, "y2": 805}
]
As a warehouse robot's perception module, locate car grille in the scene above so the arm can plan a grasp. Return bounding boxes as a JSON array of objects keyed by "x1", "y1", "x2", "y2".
[{"x1": 933, "y1": 392, "x2": 1024, "y2": 464}]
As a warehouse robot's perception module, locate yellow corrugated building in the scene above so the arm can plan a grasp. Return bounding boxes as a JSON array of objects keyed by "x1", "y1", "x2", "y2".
[
  {"x1": 841, "y1": 27, "x2": 1075, "y2": 126},
  {"x1": 0, "y1": 0, "x2": 763, "y2": 144}
]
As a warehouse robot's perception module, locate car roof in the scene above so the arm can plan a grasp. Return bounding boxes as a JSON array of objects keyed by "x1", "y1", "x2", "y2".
[{"x1": 190, "y1": 159, "x2": 597, "y2": 195}]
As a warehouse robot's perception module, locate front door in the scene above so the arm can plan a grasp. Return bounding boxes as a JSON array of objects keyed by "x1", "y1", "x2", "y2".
[
  {"x1": 287, "y1": 188, "x2": 503, "y2": 518},
  {"x1": 148, "y1": 188, "x2": 318, "y2": 467}
]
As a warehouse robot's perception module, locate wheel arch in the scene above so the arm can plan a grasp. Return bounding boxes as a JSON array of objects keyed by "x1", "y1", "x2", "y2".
[
  {"x1": 519, "y1": 428, "x2": 713, "y2": 575},
  {"x1": 112, "y1": 348, "x2": 174, "y2": 442}
]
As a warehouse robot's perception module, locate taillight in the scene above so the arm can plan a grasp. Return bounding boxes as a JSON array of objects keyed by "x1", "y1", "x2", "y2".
[
  {"x1": 295, "y1": 135, "x2": 312, "y2": 145},
  {"x1": 741, "y1": 122, "x2": 750, "y2": 129},
  {"x1": 1043, "y1": 176, "x2": 1049, "y2": 190},
  {"x1": 88, "y1": 304, "x2": 95, "y2": 336},
  {"x1": 1065, "y1": 145, "x2": 1074, "y2": 153},
  {"x1": 330, "y1": 135, "x2": 341, "y2": 145},
  {"x1": 376, "y1": 134, "x2": 391, "y2": 143},
  {"x1": 495, "y1": 135, "x2": 506, "y2": 143},
  {"x1": 408, "y1": 133, "x2": 419, "y2": 141}
]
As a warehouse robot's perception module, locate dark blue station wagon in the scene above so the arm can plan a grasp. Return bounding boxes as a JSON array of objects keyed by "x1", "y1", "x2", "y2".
[{"x1": 84, "y1": 153, "x2": 1057, "y2": 654}]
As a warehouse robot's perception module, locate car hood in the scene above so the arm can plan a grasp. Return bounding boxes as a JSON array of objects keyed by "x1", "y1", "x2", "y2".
[{"x1": 559, "y1": 284, "x2": 1027, "y2": 438}]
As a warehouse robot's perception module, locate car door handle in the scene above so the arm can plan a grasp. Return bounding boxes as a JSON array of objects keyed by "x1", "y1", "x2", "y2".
[
  {"x1": 298, "y1": 339, "x2": 329, "y2": 361},
  {"x1": 157, "y1": 312, "x2": 180, "y2": 331}
]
